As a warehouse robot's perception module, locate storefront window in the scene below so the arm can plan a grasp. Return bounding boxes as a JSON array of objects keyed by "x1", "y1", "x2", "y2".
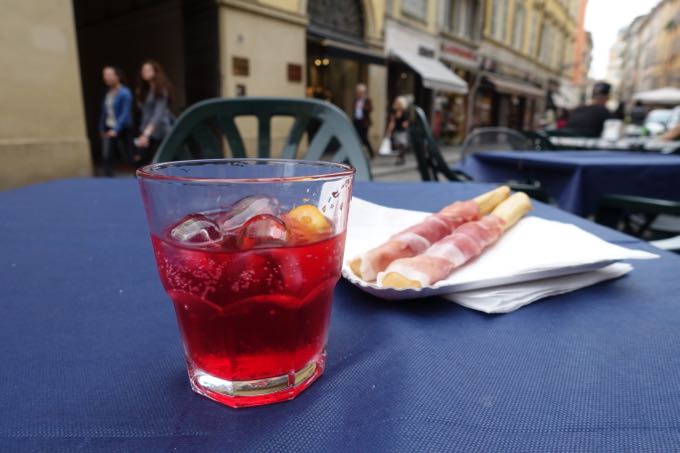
[
  {"x1": 538, "y1": 22, "x2": 553, "y2": 66},
  {"x1": 528, "y1": 12, "x2": 538, "y2": 56},
  {"x1": 450, "y1": 0, "x2": 476, "y2": 39},
  {"x1": 491, "y1": 0, "x2": 507, "y2": 42},
  {"x1": 402, "y1": 0, "x2": 428, "y2": 21},
  {"x1": 512, "y1": 3, "x2": 525, "y2": 50}
]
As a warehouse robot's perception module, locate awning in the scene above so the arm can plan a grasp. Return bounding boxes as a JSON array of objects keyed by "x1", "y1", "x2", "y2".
[
  {"x1": 484, "y1": 74, "x2": 544, "y2": 98},
  {"x1": 552, "y1": 91, "x2": 575, "y2": 109},
  {"x1": 391, "y1": 49, "x2": 468, "y2": 94},
  {"x1": 320, "y1": 39, "x2": 385, "y2": 65},
  {"x1": 633, "y1": 87, "x2": 680, "y2": 104},
  {"x1": 307, "y1": 25, "x2": 385, "y2": 65}
]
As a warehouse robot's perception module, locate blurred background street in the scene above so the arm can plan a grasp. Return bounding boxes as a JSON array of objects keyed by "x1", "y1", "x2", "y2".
[{"x1": 0, "y1": 0, "x2": 678, "y2": 189}]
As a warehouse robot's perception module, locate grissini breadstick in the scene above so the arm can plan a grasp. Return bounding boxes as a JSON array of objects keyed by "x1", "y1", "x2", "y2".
[
  {"x1": 379, "y1": 192, "x2": 532, "y2": 289},
  {"x1": 348, "y1": 186, "x2": 510, "y2": 281}
]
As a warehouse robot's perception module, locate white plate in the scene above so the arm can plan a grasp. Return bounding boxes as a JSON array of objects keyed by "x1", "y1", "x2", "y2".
[{"x1": 342, "y1": 198, "x2": 658, "y2": 301}]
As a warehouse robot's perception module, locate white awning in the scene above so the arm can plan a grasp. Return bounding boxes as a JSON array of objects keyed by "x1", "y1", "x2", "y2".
[
  {"x1": 392, "y1": 49, "x2": 468, "y2": 94},
  {"x1": 633, "y1": 87, "x2": 680, "y2": 104},
  {"x1": 484, "y1": 74, "x2": 544, "y2": 98}
]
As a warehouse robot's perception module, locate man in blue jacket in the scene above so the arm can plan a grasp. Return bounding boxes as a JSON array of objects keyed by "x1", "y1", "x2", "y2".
[{"x1": 99, "y1": 66, "x2": 133, "y2": 176}]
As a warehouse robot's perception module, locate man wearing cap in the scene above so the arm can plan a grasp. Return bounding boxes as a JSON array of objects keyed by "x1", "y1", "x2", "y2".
[{"x1": 566, "y1": 82, "x2": 613, "y2": 137}]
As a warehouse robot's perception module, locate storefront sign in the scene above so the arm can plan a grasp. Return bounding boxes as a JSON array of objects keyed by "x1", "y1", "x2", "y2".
[
  {"x1": 418, "y1": 46, "x2": 435, "y2": 58},
  {"x1": 440, "y1": 43, "x2": 476, "y2": 62}
]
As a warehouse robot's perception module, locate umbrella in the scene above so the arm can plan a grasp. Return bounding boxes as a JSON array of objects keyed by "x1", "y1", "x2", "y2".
[{"x1": 633, "y1": 87, "x2": 680, "y2": 105}]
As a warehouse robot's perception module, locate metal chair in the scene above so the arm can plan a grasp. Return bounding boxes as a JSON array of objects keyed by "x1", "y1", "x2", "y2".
[
  {"x1": 460, "y1": 127, "x2": 532, "y2": 160},
  {"x1": 595, "y1": 194, "x2": 680, "y2": 252},
  {"x1": 408, "y1": 106, "x2": 554, "y2": 203},
  {"x1": 153, "y1": 97, "x2": 372, "y2": 181},
  {"x1": 521, "y1": 130, "x2": 557, "y2": 150}
]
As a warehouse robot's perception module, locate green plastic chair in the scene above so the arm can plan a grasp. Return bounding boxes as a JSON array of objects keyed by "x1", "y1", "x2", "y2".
[
  {"x1": 153, "y1": 97, "x2": 372, "y2": 181},
  {"x1": 408, "y1": 106, "x2": 472, "y2": 183},
  {"x1": 409, "y1": 106, "x2": 554, "y2": 204}
]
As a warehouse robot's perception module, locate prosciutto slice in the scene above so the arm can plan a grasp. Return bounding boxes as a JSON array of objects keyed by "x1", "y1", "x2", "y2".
[
  {"x1": 354, "y1": 200, "x2": 479, "y2": 281},
  {"x1": 349, "y1": 186, "x2": 510, "y2": 281},
  {"x1": 378, "y1": 192, "x2": 532, "y2": 289},
  {"x1": 377, "y1": 215, "x2": 505, "y2": 287}
]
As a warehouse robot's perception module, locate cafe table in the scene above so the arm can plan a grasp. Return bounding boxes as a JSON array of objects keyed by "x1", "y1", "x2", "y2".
[
  {"x1": 548, "y1": 136, "x2": 680, "y2": 154},
  {"x1": 2, "y1": 178, "x2": 680, "y2": 452},
  {"x1": 457, "y1": 150, "x2": 680, "y2": 216}
]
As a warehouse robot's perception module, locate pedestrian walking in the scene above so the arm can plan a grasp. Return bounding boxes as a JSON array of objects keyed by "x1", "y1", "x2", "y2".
[
  {"x1": 630, "y1": 101, "x2": 647, "y2": 126},
  {"x1": 385, "y1": 96, "x2": 410, "y2": 166},
  {"x1": 134, "y1": 60, "x2": 174, "y2": 163},
  {"x1": 352, "y1": 84, "x2": 375, "y2": 159},
  {"x1": 98, "y1": 65, "x2": 133, "y2": 177}
]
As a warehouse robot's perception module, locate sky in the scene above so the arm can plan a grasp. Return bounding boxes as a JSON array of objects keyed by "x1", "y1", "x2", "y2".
[{"x1": 585, "y1": 0, "x2": 660, "y2": 79}]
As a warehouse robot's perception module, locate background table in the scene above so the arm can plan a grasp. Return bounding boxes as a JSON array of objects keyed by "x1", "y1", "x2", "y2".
[
  {"x1": 2, "y1": 179, "x2": 680, "y2": 452},
  {"x1": 548, "y1": 136, "x2": 680, "y2": 153},
  {"x1": 458, "y1": 151, "x2": 680, "y2": 216}
]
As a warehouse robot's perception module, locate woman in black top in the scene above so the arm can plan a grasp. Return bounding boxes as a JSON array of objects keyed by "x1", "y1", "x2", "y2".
[
  {"x1": 385, "y1": 96, "x2": 410, "y2": 165},
  {"x1": 134, "y1": 60, "x2": 174, "y2": 163}
]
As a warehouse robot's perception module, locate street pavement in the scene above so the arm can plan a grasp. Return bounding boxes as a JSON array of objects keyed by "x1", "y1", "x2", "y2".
[
  {"x1": 104, "y1": 145, "x2": 464, "y2": 181},
  {"x1": 371, "y1": 144, "x2": 462, "y2": 181}
]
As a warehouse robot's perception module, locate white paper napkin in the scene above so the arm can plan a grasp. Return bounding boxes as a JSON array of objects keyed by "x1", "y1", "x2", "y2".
[
  {"x1": 343, "y1": 197, "x2": 658, "y2": 309},
  {"x1": 444, "y1": 262, "x2": 633, "y2": 313}
]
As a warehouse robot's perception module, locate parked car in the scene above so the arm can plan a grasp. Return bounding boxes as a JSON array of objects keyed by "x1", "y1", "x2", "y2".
[
  {"x1": 644, "y1": 109, "x2": 673, "y2": 135},
  {"x1": 667, "y1": 106, "x2": 680, "y2": 130}
]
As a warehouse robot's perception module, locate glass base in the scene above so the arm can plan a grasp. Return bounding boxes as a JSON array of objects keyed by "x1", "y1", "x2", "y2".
[{"x1": 187, "y1": 350, "x2": 326, "y2": 408}]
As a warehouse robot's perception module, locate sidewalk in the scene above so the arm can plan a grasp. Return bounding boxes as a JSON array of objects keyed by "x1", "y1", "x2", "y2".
[{"x1": 370, "y1": 144, "x2": 462, "y2": 181}]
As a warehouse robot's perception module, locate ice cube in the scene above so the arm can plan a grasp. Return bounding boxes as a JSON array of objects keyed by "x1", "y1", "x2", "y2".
[
  {"x1": 170, "y1": 214, "x2": 223, "y2": 245},
  {"x1": 238, "y1": 214, "x2": 288, "y2": 250},
  {"x1": 216, "y1": 195, "x2": 280, "y2": 233}
]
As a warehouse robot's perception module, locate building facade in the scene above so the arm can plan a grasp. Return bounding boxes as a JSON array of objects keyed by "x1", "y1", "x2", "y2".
[
  {"x1": 383, "y1": 0, "x2": 468, "y2": 123},
  {"x1": 305, "y1": 0, "x2": 388, "y2": 147},
  {"x1": 0, "y1": 0, "x2": 91, "y2": 190},
  {"x1": 570, "y1": 0, "x2": 591, "y2": 104},
  {"x1": 2, "y1": 0, "x2": 590, "y2": 189},
  {"x1": 637, "y1": 0, "x2": 680, "y2": 92},
  {"x1": 608, "y1": 0, "x2": 680, "y2": 108},
  {"x1": 476, "y1": 0, "x2": 580, "y2": 130},
  {"x1": 437, "y1": 0, "x2": 485, "y2": 143}
]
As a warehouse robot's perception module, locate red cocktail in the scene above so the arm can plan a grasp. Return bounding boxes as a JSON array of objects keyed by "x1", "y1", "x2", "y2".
[{"x1": 137, "y1": 160, "x2": 354, "y2": 408}]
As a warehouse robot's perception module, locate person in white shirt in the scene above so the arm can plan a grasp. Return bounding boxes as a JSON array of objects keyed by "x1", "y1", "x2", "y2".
[{"x1": 352, "y1": 84, "x2": 374, "y2": 159}]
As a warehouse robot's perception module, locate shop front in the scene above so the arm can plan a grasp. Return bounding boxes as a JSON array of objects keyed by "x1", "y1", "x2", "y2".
[
  {"x1": 384, "y1": 19, "x2": 468, "y2": 134},
  {"x1": 306, "y1": 0, "x2": 386, "y2": 144},
  {"x1": 477, "y1": 73, "x2": 545, "y2": 131},
  {"x1": 439, "y1": 40, "x2": 478, "y2": 144}
]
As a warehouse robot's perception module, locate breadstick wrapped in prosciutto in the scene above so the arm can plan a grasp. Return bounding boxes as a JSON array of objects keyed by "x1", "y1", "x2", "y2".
[
  {"x1": 349, "y1": 186, "x2": 510, "y2": 281},
  {"x1": 378, "y1": 192, "x2": 532, "y2": 289}
]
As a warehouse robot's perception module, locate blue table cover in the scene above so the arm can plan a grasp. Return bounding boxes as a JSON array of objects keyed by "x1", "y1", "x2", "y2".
[
  {"x1": 2, "y1": 179, "x2": 680, "y2": 452},
  {"x1": 457, "y1": 151, "x2": 680, "y2": 216}
]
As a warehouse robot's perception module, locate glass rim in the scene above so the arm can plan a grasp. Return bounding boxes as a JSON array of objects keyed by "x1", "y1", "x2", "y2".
[{"x1": 136, "y1": 158, "x2": 356, "y2": 184}]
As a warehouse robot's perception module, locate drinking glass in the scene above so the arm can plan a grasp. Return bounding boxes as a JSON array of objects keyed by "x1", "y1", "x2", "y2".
[{"x1": 137, "y1": 159, "x2": 354, "y2": 408}]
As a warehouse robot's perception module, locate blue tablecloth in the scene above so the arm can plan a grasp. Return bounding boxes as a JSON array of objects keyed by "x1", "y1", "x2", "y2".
[
  {"x1": 2, "y1": 179, "x2": 680, "y2": 452},
  {"x1": 457, "y1": 151, "x2": 680, "y2": 216}
]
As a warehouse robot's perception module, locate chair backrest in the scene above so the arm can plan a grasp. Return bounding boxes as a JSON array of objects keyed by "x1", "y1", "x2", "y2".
[
  {"x1": 408, "y1": 106, "x2": 471, "y2": 182},
  {"x1": 521, "y1": 130, "x2": 557, "y2": 150},
  {"x1": 153, "y1": 97, "x2": 372, "y2": 181},
  {"x1": 460, "y1": 127, "x2": 532, "y2": 159}
]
